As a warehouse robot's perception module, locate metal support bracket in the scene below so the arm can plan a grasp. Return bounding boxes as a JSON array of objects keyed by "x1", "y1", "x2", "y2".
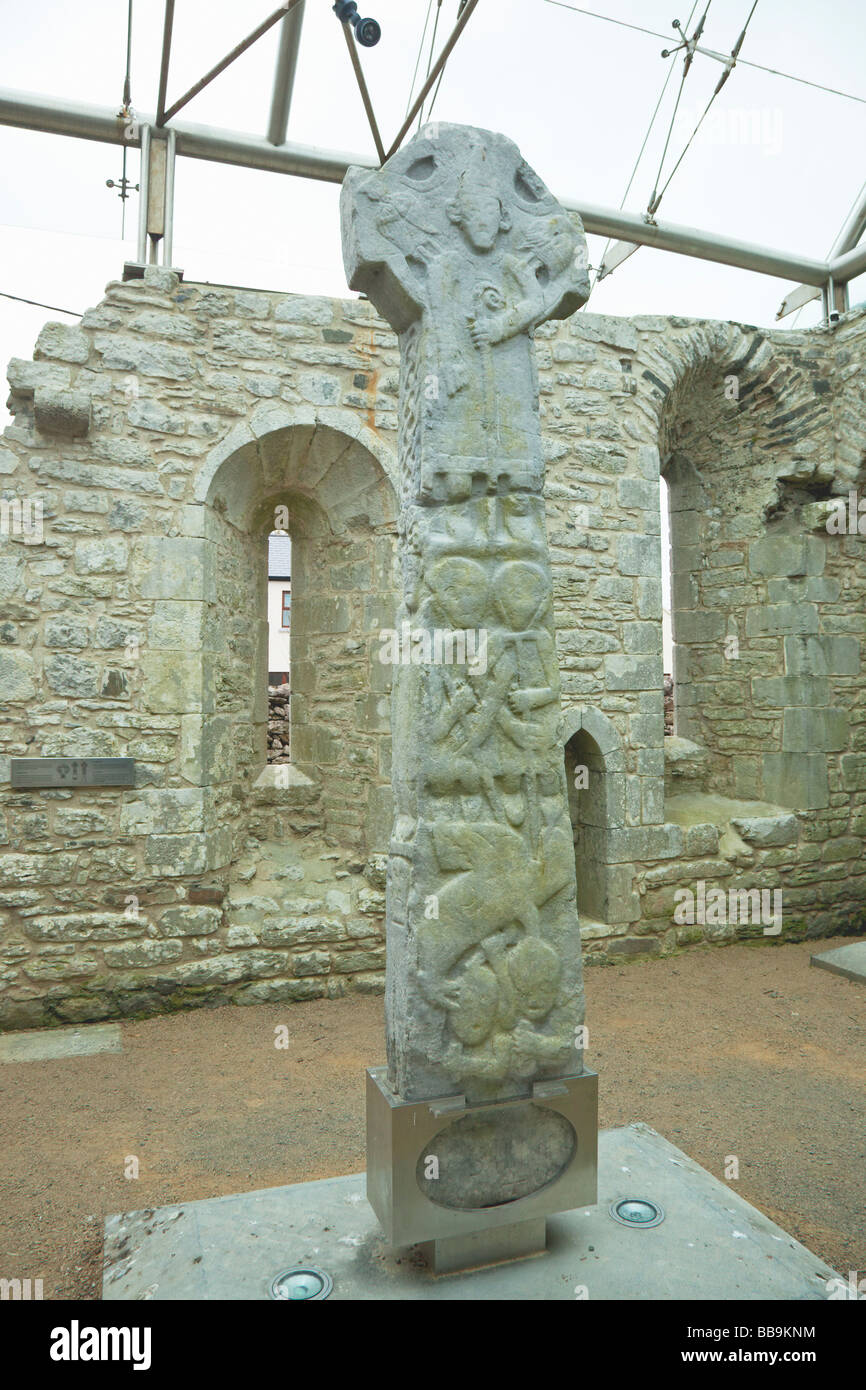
[{"x1": 124, "y1": 125, "x2": 179, "y2": 279}]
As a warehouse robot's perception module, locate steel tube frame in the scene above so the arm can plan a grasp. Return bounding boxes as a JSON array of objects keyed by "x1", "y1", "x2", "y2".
[
  {"x1": 1, "y1": 87, "x2": 860, "y2": 290},
  {"x1": 829, "y1": 180, "x2": 866, "y2": 261},
  {"x1": 162, "y1": 0, "x2": 304, "y2": 125},
  {"x1": 156, "y1": 0, "x2": 176, "y2": 128},
  {"x1": 386, "y1": 0, "x2": 480, "y2": 159},
  {"x1": 163, "y1": 127, "x2": 176, "y2": 266},
  {"x1": 778, "y1": 178, "x2": 866, "y2": 319},
  {"x1": 828, "y1": 241, "x2": 866, "y2": 284},
  {"x1": 136, "y1": 123, "x2": 151, "y2": 264},
  {"x1": 342, "y1": 20, "x2": 386, "y2": 164},
  {"x1": 561, "y1": 197, "x2": 828, "y2": 286},
  {"x1": 267, "y1": 0, "x2": 306, "y2": 146}
]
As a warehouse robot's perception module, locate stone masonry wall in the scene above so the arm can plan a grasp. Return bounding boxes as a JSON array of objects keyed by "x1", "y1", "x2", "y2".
[
  {"x1": 1, "y1": 266, "x2": 864, "y2": 1027},
  {"x1": 267, "y1": 682, "x2": 291, "y2": 762}
]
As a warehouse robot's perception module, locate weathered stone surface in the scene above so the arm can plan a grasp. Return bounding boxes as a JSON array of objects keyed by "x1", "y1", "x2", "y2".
[
  {"x1": 0, "y1": 649, "x2": 36, "y2": 701},
  {"x1": 45, "y1": 617, "x2": 90, "y2": 649},
  {"x1": 730, "y1": 815, "x2": 798, "y2": 847},
  {"x1": 23, "y1": 955, "x2": 99, "y2": 981},
  {"x1": 22, "y1": 912, "x2": 146, "y2": 942},
  {"x1": 746, "y1": 603, "x2": 819, "y2": 638},
  {"x1": 782, "y1": 707, "x2": 848, "y2": 753},
  {"x1": 155, "y1": 900, "x2": 223, "y2": 934},
  {"x1": 417, "y1": 1103, "x2": 575, "y2": 1208},
  {"x1": 133, "y1": 538, "x2": 213, "y2": 600},
  {"x1": 0, "y1": 554, "x2": 25, "y2": 599},
  {"x1": 103, "y1": 940, "x2": 183, "y2": 968},
  {"x1": 95, "y1": 333, "x2": 195, "y2": 379},
  {"x1": 762, "y1": 754, "x2": 829, "y2": 811},
  {"x1": 748, "y1": 536, "x2": 824, "y2": 577},
  {"x1": 44, "y1": 654, "x2": 100, "y2": 697},
  {"x1": 35, "y1": 322, "x2": 91, "y2": 364},
  {"x1": 119, "y1": 789, "x2": 205, "y2": 835},
  {"x1": 784, "y1": 635, "x2": 860, "y2": 677},
  {"x1": 74, "y1": 537, "x2": 128, "y2": 575},
  {"x1": 618, "y1": 535, "x2": 662, "y2": 578},
  {"x1": 342, "y1": 124, "x2": 589, "y2": 1106},
  {"x1": 33, "y1": 386, "x2": 91, "y2": 437},
  {"x1": 840, "y1": 754, "x2": 866, "y2": 792},
  {"x1": 141, "y1": 653, "x2": 204, "y2": 714}
]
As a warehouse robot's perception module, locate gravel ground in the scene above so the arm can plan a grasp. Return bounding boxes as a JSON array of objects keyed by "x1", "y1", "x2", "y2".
[{"x1": 1, "y1": 935, "x2": 863, "y2": 1299}]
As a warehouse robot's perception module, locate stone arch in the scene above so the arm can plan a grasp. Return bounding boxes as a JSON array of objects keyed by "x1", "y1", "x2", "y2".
[
  {"x1": 637, "y1": 318, "x2": 833, "y2": 512},
  {"x1": 178, "y1": 415, "x2": 399, "y2": 859},
  {"x1": 642, "y1": 322, "x2": 837, "y2": 804},
  {"x1": 561, "y1": 705, "x2": 626, "y2": 769},
  {"x1": 192, "y1": 402, "x2": 400, "y2": 519}
]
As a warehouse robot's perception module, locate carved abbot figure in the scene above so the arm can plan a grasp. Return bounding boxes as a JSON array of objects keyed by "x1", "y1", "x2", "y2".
[{"x1": 342, "y1": 124, "x2": 590, "y2": 1104}]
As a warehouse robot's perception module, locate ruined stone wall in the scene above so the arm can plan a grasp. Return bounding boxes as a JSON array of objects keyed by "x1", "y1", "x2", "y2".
[
  {"x1": 1, "y1": 266, "x2": 864, "y2": 1027},
  {"x1": 538, "y1": 308, "x2": 865, "y2": 955},
  {"x1": 267, "y1": 683, "x2": 291, "y2": 762}
]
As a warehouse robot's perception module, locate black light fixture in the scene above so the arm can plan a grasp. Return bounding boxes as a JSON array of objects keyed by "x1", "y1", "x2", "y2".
[{"x1": 333, "y1": 0, "x2": 381, "y2": 47}]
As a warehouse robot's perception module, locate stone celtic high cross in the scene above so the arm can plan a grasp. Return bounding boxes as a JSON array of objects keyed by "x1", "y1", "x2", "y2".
[{"x1": 342, "y1": 125, "x2": 591, "y2": 1110}]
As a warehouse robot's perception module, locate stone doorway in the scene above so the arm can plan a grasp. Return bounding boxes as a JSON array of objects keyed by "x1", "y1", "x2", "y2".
[
  {"x1": 565, "y1": 727, "x2": 608, "y2": 922},
  {"x1": 563, "y1": 707, "x2": 630, "y2": 932}
]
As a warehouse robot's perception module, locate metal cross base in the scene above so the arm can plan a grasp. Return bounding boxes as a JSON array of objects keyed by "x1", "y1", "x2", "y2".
[{"x1": 365, "y1": 1065, "x2": 598, "y2": 1275}]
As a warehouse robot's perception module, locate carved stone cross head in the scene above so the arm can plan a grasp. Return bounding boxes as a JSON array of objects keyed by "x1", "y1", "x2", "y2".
[{"x1": 341, "y1": 123, "x2": 590, "y2": 337}]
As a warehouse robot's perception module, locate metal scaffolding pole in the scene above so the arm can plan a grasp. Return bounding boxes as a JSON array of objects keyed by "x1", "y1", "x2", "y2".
[
  {"x1": 136, "y1": 123, "x2": 151, "y2": 264},
  {"x1": 156, "y1": 0, "x2": 176, "y2": 128},
  {"x1": 828, "y1": 240, "x2": 866, "y2": 285},
  {"x1": 162, "y1": 0, "x2": 305, "y2": 125},
  {"x1": 163, "y1": 126, "x2": 177, "y2": 265},
  {"x1": 341, "y1": 19, "x2": 386, "y2": 164},
  {"x1": 778, "y1": 178, "x2": 866, "y2": 319},
  {"x1": 267, "y1": 0, "x2": 306, "y2": 146},
  {"x1": 830, "y1": 182, "x2": 866, "y2": 261},
  {"x1": 0, "y1": 87, "x2": 848, "y2": 290},
  {"x1": 386, "y1": 0, "x2": 480, "y2": 158},
  {"x1": 561, "y1": 196, "x2": 828, "y2": 286}
]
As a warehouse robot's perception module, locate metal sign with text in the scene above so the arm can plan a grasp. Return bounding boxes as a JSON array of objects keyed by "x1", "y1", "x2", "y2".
[{"x1": 10, "y1": 758, "x2": 136, "y2": 789}]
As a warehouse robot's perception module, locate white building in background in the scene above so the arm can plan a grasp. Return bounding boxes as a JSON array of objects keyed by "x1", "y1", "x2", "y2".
[{"x1": 267, "y1": 532, "x2": 291, "y2": 684}]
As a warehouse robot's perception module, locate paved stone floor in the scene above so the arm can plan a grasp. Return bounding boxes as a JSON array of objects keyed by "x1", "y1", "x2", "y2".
[
  {"x1": 1, "y1": 936, "x2": 863, "y2": 1297},
  {"x1": 811, "y1": 941, "x2": 866, "y2": 985},
  {"x1": 102, "y1": 1124, "x2": 840, "y2": 1300}
]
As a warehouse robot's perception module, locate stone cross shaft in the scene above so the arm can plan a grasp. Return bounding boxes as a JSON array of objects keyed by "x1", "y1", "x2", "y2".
[{"x1": 342, "y1": 125, "x2": 591, "y2": 1105}]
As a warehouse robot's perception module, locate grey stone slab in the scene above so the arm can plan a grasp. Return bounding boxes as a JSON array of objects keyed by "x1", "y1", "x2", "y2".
[
  {"x1": 103, "y1": 1123, "x2": 838, "y2": 1301},
  {"x1": 0, "y1": 1022, "x2": 121, "y2": 1063},
  {"x1": 762, "y1": 753, "x2": 829, "y2": 811},
  {"x1": 730, "y1": 814, "x2": 798, "y2": 847},
  {"x1": 810, "y1": 941, "x2": 866, "y2": 985}
]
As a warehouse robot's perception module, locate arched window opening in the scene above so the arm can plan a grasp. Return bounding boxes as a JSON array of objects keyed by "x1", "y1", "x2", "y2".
[
  {"x1": 660, "y1": 473, "x2": 674, "y2": 735},
  {"x1": 267, "y1": 530, "x2": 291, "y2": 765},
  {"x1": 564, "y1": 728, "x2": 608, "y2": 924}
]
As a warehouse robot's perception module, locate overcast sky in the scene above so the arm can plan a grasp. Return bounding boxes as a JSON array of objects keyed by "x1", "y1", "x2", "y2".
[
  {"x1": 4, "y1": 0, "x2": 865, "y2": 672},
  {"x1": 3, "y1": 0, "x2": 865, "y2": 418}
]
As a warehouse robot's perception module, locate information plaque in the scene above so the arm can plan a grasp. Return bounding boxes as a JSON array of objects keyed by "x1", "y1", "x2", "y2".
[{"x1": 10, "y1": 758, "x2": 136, "y2": 789}]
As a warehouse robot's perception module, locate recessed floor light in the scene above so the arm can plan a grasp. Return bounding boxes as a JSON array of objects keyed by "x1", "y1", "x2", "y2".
[
  {"x1": 269, "y1": 1267, "x2": 333, "y2": 1300},
  {"x1": 609, "y1": 1198, "x2": 665, "y2": 1228}
]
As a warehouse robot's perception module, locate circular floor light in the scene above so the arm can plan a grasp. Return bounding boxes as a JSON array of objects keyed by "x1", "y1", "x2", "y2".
[
  {"x1": 269, "y1": 1267, "x2": 333, "y2": 1301},
  {"x1": 609, "y1": 1197, "x2": 665, "y2": 1228}
]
